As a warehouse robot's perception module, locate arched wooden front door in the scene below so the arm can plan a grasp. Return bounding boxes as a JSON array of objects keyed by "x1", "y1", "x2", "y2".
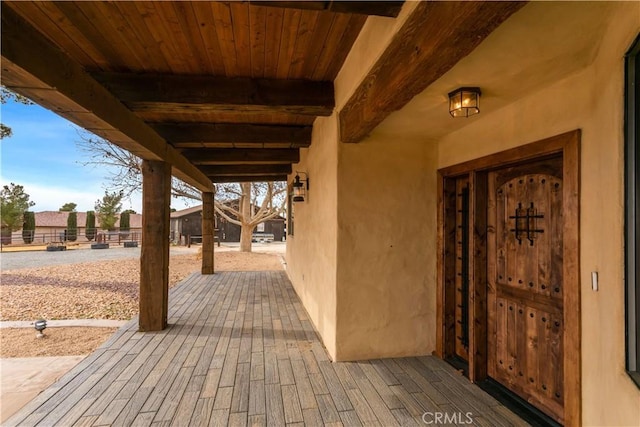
[{"x1": 487, "y1": 156, "x2": 564, "y2": 423}]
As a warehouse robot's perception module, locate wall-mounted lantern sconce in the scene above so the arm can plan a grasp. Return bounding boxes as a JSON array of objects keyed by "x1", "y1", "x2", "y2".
[
  {"x1": 292, "y1": 172, "x2": 309, "y2": 202},
  {"x1": 448, "y1": 87, "x2": 481, "y2": 118}
]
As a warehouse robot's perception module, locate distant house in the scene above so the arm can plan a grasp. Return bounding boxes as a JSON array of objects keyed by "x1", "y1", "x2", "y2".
[
  {"x1": 170, "y1": 204, "x2": 285, "y2": 244},
  {"x1": 26, "y1": 211, "x2": 142, "y2": 242},
  {"x1": 170, "y1": 206, "x2": 205, "y2": 244}
]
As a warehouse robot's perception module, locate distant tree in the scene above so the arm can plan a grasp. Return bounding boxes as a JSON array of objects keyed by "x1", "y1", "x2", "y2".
[
  {"x1": 95, "y1": 191, "x2": 123, "y2": 231},
  {"x1": 1, "y1": 86, "x2": 34, "y2": 139},
  {"x1": 77, "y1": 133, "x2": 287, "y2": 252},
  {"x1": 59, "y1": 202, "x2": 77, "y2": 212},
  {"x1": 1, "y1": 183, "x2": 35, "y2": 244},
  {"x1": 216, "y1": 182, "x2": 287, "y2": 252},
  {"x1": 77, "y1": 130, "x2": 200, "y2": 201},
  {"x1": 67, "y1": 211, "x2": 78, "y2": 242},
  {"x1": 119, "y1": 211, "x2": 130, "y2": 232},
  {"x1": 121, "y1": 209, "x2": 137, "y2": 215},
  {"x1": 85, "y1": 211, "x2": 96, "y2": 241},
  {"x1": 22, "y1": 211, "x2": 35, "y2": 244}
]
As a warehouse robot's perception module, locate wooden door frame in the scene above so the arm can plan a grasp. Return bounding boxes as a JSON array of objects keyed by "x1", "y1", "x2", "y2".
[{"x1": 436, "y1": 130, "x2": 581, "y2": 426}]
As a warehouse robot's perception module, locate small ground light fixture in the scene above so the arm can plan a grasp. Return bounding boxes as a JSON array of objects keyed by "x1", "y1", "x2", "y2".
[{"x1": 34, "y1": 319, "x2": 47, "y2": 338}]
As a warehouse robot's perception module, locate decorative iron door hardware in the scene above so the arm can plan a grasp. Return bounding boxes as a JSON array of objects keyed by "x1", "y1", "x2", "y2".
[
  {"x1": 509, "y1": 202, "x2": 544, "y2": 245},
  {"x1": 458, "y1": 186, "x2": 470, "y2": 349}
]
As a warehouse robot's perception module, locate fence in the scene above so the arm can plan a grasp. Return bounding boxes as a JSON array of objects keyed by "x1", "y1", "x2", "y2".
[
  {"x1": 0, "y1": 228, "x2": 142, "y2": 246},
  {"x1": 171, "y1": 231, "x2": 220, "y2": 247},
  {"x1": 252, "y1": 233, "x2": 275, "y2": 243}
]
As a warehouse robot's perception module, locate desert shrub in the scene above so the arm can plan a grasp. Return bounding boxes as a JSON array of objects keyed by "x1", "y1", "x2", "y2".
[
  {"x1": 22, "y1": 211, "x2": 35, "y2": 244},
  {"x1": 85, "y1": 210, "x2": 96, "y2": 241},
  {"x1": 119, "y1": 211, "x2": 130, "y2": 232},
  {"x1": 67, "y1": 211, "x2": 78, "y2": 241}
]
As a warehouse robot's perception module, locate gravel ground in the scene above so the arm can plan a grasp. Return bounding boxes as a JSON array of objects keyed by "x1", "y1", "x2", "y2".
[
  {"x1": 0, "y1": 246, "x2": 198, "y2": 271},
  {"x1": 0, "y1": 250, "x2": 283, "y2": 321},
  {"x1": 0, "y1": 327, "x2": 117, "y2": 357}
]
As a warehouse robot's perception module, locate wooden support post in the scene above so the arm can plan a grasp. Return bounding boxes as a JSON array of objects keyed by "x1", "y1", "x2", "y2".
[
  {"x1": 202, "y1": 191, "x2": 215, "y2": 275},
  {"x1": 139, "y1": 160, "x2": 171, "y2": 331}
]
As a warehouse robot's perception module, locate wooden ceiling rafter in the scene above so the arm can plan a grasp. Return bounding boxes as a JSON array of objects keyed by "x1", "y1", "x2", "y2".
[
  {"x1": 200, "y1": 164, "x2": 292, "y2": 176},
  {"x1": 181, "y1": 148, "x2": 300, "y2": 165},
  {"x1": 211, "y1": 174, "x2": 289, "y2": 183},
  {"x1": 247, "y1": 1, "x2": 405, "y2": 17},
  {"x1": 151, "y1": 123, "x2": 312, "y2": 147},
  {"x1": 93, "y1": 72, "x2": 335, "y2": 116},
  {"x1": 135, "y1": 110, "x2": 315, "y2": 126},
  {"x1": 172, "y1": 142, "x2": 306, "y2": 149}
]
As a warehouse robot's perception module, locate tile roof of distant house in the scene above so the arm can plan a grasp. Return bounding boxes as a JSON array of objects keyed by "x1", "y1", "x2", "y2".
[
  {"x1": 34, "y1": 211, "x2": 73, "y2": 227},
  {"x1": 33, "y1": 211, "x2": 142, "y2": 228}
]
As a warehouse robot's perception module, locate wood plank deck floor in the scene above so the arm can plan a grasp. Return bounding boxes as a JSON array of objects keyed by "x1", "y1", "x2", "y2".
[{"x1": 6, "y1": 271, "x2": 528, "y2": 426}]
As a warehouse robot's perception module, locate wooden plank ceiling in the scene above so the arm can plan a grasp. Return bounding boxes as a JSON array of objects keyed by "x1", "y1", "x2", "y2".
[
  {"x1": 1, "y1": 1, "x2": 398, "y2": 184},
  {"x1": 1, "y1": 1, "x2": 523, "y2": 186}
]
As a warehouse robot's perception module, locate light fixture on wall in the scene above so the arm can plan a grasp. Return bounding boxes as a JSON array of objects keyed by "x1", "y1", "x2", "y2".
[
  {"x1": 292, "y1": 172, "x2": 309, "y2": 202},
  {"x1": 448, "y1": 87, "x2": 481, "y2": 118}
]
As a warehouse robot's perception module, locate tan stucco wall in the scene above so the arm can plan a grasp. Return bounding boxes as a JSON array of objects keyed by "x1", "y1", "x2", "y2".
[
  {"x1": 286, "y1": 3, "x2": 439, "y2": 361},
  {"x1": 334, "y1": 137, "x2": 437, "y2": 361},
  {"x1": 287, "y1": 126, "x2": 439, "y2": 362},
  {"x1": 285, "y1": 115, "x2": 339, "y2": 359},
  {"x1": 333, "y1": 1, "x2": 438, "y2": 361},
  {"x1": 437, "y1": 4, "x2": 640, "y2": 426},
  {"x1": 286, "y1": 4, "x2": 428, "y2": 361}
]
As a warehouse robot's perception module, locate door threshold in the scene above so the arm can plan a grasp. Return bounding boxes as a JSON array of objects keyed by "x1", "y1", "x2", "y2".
[
  {"x1": 477, "y1": 378, "x2": 562, "y2": 427},
  {"x1": 445, "y1": 355, "x2": 469, "y2": 377}
]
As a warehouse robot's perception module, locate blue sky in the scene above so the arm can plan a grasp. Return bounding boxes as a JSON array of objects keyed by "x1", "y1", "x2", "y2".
[{"x1": 1, "y1": 99, "x2": 195, "y2": 213}]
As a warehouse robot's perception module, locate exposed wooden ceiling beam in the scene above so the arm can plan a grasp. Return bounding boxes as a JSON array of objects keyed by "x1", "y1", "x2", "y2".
[
  {"x1": 173, "y1": 142, "x2": 304, "y2": 149},
  {"x1": 339, "y1": 1, "x2": 526, "y2": 143},
  {"x1": 200, "y1": 164, "x2": 292, "y2": 176},
  {"x1": 182, "y1": 148, "x2": 300, "y2": 165},
  {"x1": 0, "y1": 5, "x2": 214, "y2": 192},
  {"x1": 249, "y1": 1, "x2": 404, "y2": 17},
  {"x1": 93, "y1": 72, "x2": 334, "y2": 116},
  {"x1": 211, "y1": 175, "x2": 289, "y2": 183},
  {"x1": 152, "y1": 123, "x2": 312, "y2": 147}
]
